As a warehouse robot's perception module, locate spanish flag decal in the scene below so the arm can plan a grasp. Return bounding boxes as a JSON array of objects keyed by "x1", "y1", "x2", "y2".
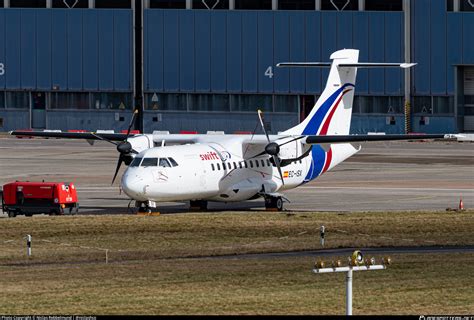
[{"x1": 283, "y1": 171, "x2": 289, "y2": 178}]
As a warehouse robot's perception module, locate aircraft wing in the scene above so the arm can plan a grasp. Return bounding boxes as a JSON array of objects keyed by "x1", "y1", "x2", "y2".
[
  {"x1": 304, "y1": 134, "x2": 448, "y2": 144},
  {"x1": 10, "y1": 130, "x2": 129, "y2": 141}
]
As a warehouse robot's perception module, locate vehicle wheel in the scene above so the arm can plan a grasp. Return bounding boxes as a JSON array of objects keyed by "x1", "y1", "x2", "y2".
[
  {"x1": 138, "y1": 206, "x2": 147, "y2": 213},
  {"x1": 8, "y1": 210, "x2": 16, "y2": 218},
  {"x1": 275, "y1": 197, "x2": 283, "y2": 211}
]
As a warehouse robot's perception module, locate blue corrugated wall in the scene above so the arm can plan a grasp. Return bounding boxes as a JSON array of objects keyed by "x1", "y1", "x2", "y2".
[
  {"x1": 0, "y1": 6, "x2": 471, "y2": 97},
  {"x1": 412, "y1": 0, "x2": 471, "y2": 95},
  {"x1": 0, "y1": 9, "x2": 132, "y2": 91},
  {"x1": 144, "y1": 9, "x2": 405, "y2": 95}
]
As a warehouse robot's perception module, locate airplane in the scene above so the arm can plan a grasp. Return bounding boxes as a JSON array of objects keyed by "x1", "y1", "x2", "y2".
[{"x1": 10, "y1": 49, "x2": 453, "y2": 213}]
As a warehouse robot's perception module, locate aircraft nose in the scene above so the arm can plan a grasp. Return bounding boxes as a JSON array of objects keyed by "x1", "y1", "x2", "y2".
[{"x1": 121, "y1": 171, "x2": 148, "y2": 201}]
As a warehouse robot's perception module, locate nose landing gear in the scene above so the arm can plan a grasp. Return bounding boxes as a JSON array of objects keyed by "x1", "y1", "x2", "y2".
[{"x1": 136, "y1": 200, "x2": 157, "y2": 214}]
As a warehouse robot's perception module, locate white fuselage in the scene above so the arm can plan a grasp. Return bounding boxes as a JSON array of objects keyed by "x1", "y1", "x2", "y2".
[{"x1": 120, "y1": 135, "x2": 359, "y2": 203}]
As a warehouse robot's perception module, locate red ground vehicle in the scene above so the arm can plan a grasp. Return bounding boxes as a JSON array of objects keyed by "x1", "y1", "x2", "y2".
[{"x1": 1, "y1": 181, "x2": 79, "y2": 217}]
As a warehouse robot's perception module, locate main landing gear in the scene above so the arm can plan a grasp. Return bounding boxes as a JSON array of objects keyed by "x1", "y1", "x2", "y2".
[
  {"x1": 189, "y1": 200, "x2": 208, "y2": 211},
  {"x1": 264, "y1": 195, "x2": 284, "y2": 211}
]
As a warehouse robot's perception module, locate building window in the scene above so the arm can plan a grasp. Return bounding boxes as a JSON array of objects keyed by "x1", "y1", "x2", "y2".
[
  {"x1": 365, "y1": 0, "x2": 403, "y2": 11},
  {"x1": 145, "y1": 93, "x2": 187, "y2": 111},
  {"x1": 235, "y1": 0, "x2": 272, "y2": 10},
  {"x1": 279, "y1": 0, "x2": 315, "y2": 10},
  {"x1": 274, "y1": 95, "x2": 298, "y2": 113},
  {"x1": 5, "y1": 92, "x2": 29, "y2": 109},
  {"x1": 150, "y1": 0, "x2": 186, "y2": 9},
  {"x1": 32, "y1": 92, "x2": 46, "y2": 110},
  {"x1": 52, "y1": 0, "x2": 88, "y2": 8},
  {"x1": 51, "y1": 92, "x2": 90, "y2": 110},
  {"x1": 189, "y1": 94, "x2": 230, "y2": 112},
  {"x1": 321, "y1": 0, "x2": 358, "y2": 11},
  {"x1": 10, "y1": 0, "x2": 46, "y2": 7},
  {"x1": 0, "y1": 92, "x2": 4, "y2": 109},
  {"x1": 447, "y1": 0, "x2": 454, "y2": 11},
  {"x1": 432, "y1": 96, "x2": 454, "y2": 114},
  {"x1": 193, "y1": 0, "x2": 228, "y2": 9},
  {"x1": 413, "y1": 96, "x2": 432, "y2": 114},
  {"x1": 230, "y1": 95, "x2": 272, "y2": 112},
  {"x1": 95, "y1": 0, "x2": 131, "y2": 8},
  {"x1": 354, "y1": 96, "x2": 404, "y2": 114},
  {"x1": 93, "y1": 93, "x2": 132, "y2": 110},
  {"x1": 461, "y1": 0, "x2": 474, "y2": 11}
]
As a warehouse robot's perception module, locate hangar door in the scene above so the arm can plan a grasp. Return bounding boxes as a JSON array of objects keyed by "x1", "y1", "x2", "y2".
[{"x1": 464, "y1": 68, "x2": 474, "y2": 131}]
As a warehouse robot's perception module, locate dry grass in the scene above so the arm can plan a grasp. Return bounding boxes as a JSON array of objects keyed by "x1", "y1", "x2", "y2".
[
  {"x1": 0, "y1": 210, "x2": 473, "y2": 314},
  {"x1": 0, "y1": 254, "x2": 472, "y2": 314},
  {"x1": 0, "y1": 210, "x2": 472, "y2": 264}
]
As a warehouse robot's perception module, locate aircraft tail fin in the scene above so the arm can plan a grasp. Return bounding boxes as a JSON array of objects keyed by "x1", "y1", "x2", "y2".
[{"x1": 279, "y1": 49, "x2": 416, "y2": 136}]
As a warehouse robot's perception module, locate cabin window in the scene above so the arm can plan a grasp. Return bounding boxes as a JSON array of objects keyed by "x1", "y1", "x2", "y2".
[
  {"x1": 255, "y1": 160, "x2": 259, "y2": 168},
  {"x1": 168, "y1": 157, "x2": 179, "y2": 167},
  {"x1": 249, "y1": 160, "x2": 254, "y2": 168},
  {"x1": 239, "y1": 162, "x2": 243, "y2": 169},
  {"x1": 267, "y1": 159, "x2": 271, "y2": 166},
  {"x1": 159, "y1": 158, "x2": 171, "y2": 167},
  {"x1": 244, "y1": 161, "x2": 248, "y2": 168},
  {"x1": 141, "y1": 158, "x2": 158, "y2": 167},
  {"x1": 261, "y1": 159, "x2": 265, "y2": 167},
  {"x1": 227, "y1": 162, "x2": 232, "y2": 170},
  {"x1": 130, "y1": 157, "x2": 143, "y2": 167},
  {"x1": 211, "y1": 163, "x2": 215, "y2": 171},
  {"x1": 217, "y1": 163, "x2": 221, "y2": 170},
  {"x1": 233, "y1": 162, "x2": 237, "y2": 169},
  {"x1": 222, "y1": 162, "x2": 226, "y2": 170}
]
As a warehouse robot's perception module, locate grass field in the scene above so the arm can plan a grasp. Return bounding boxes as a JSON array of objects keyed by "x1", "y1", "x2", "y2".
[{"x1": 0, "y1": 210, "x2": 473, "y2": 314}]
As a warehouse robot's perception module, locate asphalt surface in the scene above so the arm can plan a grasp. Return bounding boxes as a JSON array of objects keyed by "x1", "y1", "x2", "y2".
[
  {"x1": 203, "y1": 245, "x2": 474, "y2": 260},
  {"x1": 0, "y1": 136, "x2": 473, "y2": 214}
]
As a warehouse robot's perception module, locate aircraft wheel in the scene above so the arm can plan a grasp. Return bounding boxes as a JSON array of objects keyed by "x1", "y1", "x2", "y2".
[
  {"x1": 190, "y1": 200, "x2": 208, "y2": 211},
  {"x1": 7, "y1": 210, "x2": 16, "y2": 218},
  {"x1": 265, "y1": 196, "x2": 284, "y2": 211},
  {"x1": 275, "y1": 197, "x2": 283, "y2": 211}
]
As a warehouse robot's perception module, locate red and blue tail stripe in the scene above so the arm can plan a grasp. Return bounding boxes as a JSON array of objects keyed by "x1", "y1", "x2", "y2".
[{"x1": 302, "y1": 83, "x2": 354, "y2": 183}]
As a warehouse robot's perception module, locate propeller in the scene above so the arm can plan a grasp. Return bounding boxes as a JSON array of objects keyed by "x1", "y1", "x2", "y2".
[
  {"x1": 111, "y1": 109, "x2": 140, "y2": 184},
  {"x1": 254, "y1": 110, "x2": 310, "y2": 185},
  {"x1": 257, "y1": 110, "x2": 285, "y2": 185},
  {"x1": 92, "y1": 109, "x2": 140, "y2": 185}
]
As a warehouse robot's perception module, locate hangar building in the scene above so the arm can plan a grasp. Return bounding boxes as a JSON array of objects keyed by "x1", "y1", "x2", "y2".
[{"x1": 0, "y1": 0, "x2": 473, "y2": 134}]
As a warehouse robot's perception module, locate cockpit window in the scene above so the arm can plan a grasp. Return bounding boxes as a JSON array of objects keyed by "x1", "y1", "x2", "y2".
[
  {"x1": 141, "y1": 158, "x2": 158, "y2": 167},
  {"x1": 130, "y1": 157, "x2": 143, "y2": 167},
  {"x1": 168, "y1": 157, "x2": 178, "y2": 167},
  {"x1": 159, "y1": 158, "x2": 171, "y2": 167}
]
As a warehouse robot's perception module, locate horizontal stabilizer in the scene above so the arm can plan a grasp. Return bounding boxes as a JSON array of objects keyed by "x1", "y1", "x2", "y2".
[
  {"x1": 305, "y1": 134, "x2": 446, "y2": 144},
  {"x1": 277, "y1": 62, "x2": 416, "y2": 68},
  {"x1": 338, "y1": 63, "x2": 417, "y2": 68},
  {"x1": 276, "y1": 62, "x2": 331, "y2": 67}
]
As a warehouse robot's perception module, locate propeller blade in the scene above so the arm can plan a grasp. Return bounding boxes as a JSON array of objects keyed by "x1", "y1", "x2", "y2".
[
  {"x1": 111, "y1": 156, "x2": 124, "y2": 185},
  {"x1": 278, "y1": 135, "x2": 307, "y2": 147},
  {"x1": 90, "y1": 133, "x2": 119, "y2": 146},
  {"x1": 125, "y1": 109, "x2": 139, "y2": 138},
  {"x1": 257, "y1": 109, "x2": 271, "y2": 143},
  {"x1": 272, "y1": 155, "x2": 285, "y2": 186}
]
